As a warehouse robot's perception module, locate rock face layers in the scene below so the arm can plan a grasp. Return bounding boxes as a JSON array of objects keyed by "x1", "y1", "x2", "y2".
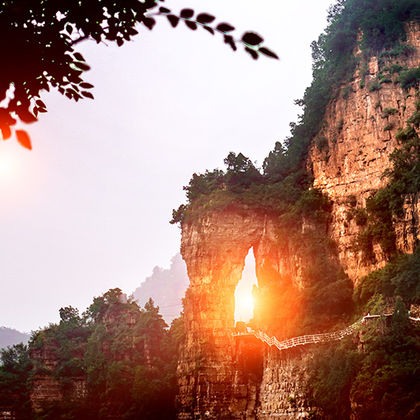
[
  {"x1": 178, "y1": 210, "x2": 265, "y2": 419},
  {"x1": 308, "y1": 22, "x2": 420, "y2": 283},
  {"x1": 257, "y1": 348, "x2": 314, "y2": 419},
  {"x1": 178, "y1": 209, "x2": 312, "y2": 419},
  {"x1": 177, "y1": 22, "x2": 420, "y2": 420},
  {"x1": 30, "y1": 342, "x2": 86, "y2": 412}
]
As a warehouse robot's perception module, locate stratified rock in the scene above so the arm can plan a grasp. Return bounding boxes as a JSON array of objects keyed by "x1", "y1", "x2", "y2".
[
  {"x1": 177, "y1": 21, "x2": 420, "y2": 420},
  {"x1": 309, "y1": 21, "x2": 420, "y2": 284}
]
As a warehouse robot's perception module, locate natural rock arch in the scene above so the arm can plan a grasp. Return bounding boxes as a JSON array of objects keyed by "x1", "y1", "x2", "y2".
[{"x1": 177, "y1": 207, "x2": 304, "y2": 419}]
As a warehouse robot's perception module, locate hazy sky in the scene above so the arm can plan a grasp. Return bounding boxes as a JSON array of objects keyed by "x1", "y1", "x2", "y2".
[{"x1": 0, "y1": 0, "x2": 334, "y2": 332}]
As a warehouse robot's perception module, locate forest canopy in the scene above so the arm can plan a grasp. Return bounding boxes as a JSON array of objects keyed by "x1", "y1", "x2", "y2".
[{"x1": 0, "y1": 288, "x2": 183, "y2": 420}]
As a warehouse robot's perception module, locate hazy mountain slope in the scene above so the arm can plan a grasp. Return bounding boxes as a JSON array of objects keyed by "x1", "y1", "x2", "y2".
[
  {"x1": 132, "y1": 254, "x2": 189, "y2": 324},
  {"x1": 0, "y1": 327, "x2": 30, "y2": 349}
]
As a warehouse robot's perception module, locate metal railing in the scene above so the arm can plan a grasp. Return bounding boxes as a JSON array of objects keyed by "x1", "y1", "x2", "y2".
[{"x1": 234, "y1": 315, "x2": 420, "y2": 351}]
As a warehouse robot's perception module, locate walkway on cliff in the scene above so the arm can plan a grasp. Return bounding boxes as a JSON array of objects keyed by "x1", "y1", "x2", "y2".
[{"x1": 234, "y1": 314, "x2": 420, "y2": 351}]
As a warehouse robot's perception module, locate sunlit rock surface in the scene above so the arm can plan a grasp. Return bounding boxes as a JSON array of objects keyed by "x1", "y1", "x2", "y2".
[
  {"x1": 177, "y1": 209, "x2": 312, "y2": 419},
  {"x1": 308, "y1": 21, "x2": 420, "y2": 284},
  {"x1": 177, "y1": 22, "x2": 420, "y2": 419}
]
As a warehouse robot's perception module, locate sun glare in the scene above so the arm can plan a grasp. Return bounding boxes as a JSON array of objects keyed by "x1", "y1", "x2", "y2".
[
  {"x1": 235, "y1": 290, "x2": 255, "y2": 322},
  {"x1": 0, "y1": 151, "x2": 17, "y2": 181},
  {"x1": 234, "y1": 249, "x2": 257, "y2": 323}
]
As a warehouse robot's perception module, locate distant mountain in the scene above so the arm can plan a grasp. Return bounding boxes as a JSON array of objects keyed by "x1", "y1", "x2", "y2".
[
  {"x1": 0, "y1": 327, "x2": 30, "y2": 349},
  {"x1": 132, "y1": 254, "x2": 189, "y2": 325}
]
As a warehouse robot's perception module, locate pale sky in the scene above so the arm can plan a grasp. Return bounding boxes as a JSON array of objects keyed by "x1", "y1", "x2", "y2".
[{"x1": 0, "y1": 0, "x2": 334, "y2": 332}]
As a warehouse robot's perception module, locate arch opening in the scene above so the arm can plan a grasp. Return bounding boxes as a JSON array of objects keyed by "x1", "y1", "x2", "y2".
[{"x1": 234, "y1": 248, "x2": 258, "y2": 323}]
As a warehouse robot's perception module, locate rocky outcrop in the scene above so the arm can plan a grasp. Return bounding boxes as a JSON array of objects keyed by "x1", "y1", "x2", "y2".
[
  {"x1": 30, "y1": 342, "x2": 86, "y2": 411},
  {"x1": 309, "y1": 22, "x2": 420, "y2": 283},
  {"x1": 257, "y1": 348, "x2": 313, "y2": 419},
  {"x1": 178, "y1": 210, "x2": 267, "y2": 419},
  {"x1": 177, "y1": 21, "x2": 420, "y2": 420},
  {"x1": 177, "y1": 209, "x2": 315, "y2": 419}
]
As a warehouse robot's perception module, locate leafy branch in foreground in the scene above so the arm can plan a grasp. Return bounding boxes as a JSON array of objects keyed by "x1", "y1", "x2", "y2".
[
  {"x1": 0, "y1": 0, "x2": 278, "y2": 150},
  {"x1": 149, "y1": 7, "x2": 279, "y2": 60}
]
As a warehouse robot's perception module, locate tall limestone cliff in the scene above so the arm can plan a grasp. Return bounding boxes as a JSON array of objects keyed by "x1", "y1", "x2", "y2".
[
  {"x1": 176, "y1": 21, "x2": 420, "y2": 420},
  {"x1": 178, "y1": 210, "x2": 315, "y2": 418},
  {"x1": 309, "y1": 21, "x2": 420, "y2": 283}
]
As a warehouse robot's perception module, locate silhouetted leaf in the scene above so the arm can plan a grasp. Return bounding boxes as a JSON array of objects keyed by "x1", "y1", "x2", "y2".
[
  {"x1": 245, "y1": 47, "x2": 259, "y2": 60},
  {"x1": 1, "y1": 126, "x2": 11, "y2": 140},
  {"x1": 217, "y1": 23, "x2": 235, "y2": 32},
  {"x1": 159, "y1": 7, "x2": 170, "y2": 14},
  {"x1": 117, "y1": 37, "x2": 123, "y2": 46},
  {"x1": 17, "y1": 108, "x2": 37, "y2": 123},
  {"x1": 74, "y1": 62, "x2": 91, "y2": 71},
  {"x1": 36, "y1": 99, "x2": 47, "y2": 108},
  {"x1": 197, "y1": 13, "x2": 215, "y2": 24},
  {"x1": 224, "y1": 35, "x2": 237, "y2": 51},
  {"x1": 92, "y1": 32, "x2": 102, "y2": 43},
  {"x1": 82, "y1": 91, "x2": 94, "y2": 99},
  {"x1": 167, "y1": 15, "x2": 179, "y2": 28},
  {"x1": 242, "y1": 32, "x2": 263, "y2": 46},
  {"x1": 185, "y1": 20, "x2": 197, "y2": 30},
  {"x1": 203, "y1": 26, "x2": 215, "y2": 35},
  {"x1": 143, "y1": 17, "x2": 156, "y2": 30},
  {"x1": 259, "y1": 47, "x2": 279, "y2": 59},
  {"x1": 180, "y1": 9, "x2": 194, "y2": 19},
  {"x1": 16, "y1": 130, "x2": 32, "y2": 150},
  {"x1": 79, "y1": 82, "x2": 94, "y2": 89},
  {"x1": 66, "y1": 24, "x2": 73, "y2": 34},
  {"x1": 0, "y1": 109, "x2": 16, "y2": 126},
  {"x1": 74, "y1": 52, "x2": 84, "y2": 62}
]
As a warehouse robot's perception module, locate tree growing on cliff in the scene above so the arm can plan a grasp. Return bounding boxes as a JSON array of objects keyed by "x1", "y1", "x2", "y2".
[
  {"x1": 0, "y1": 0, "x2": 278, "y2": 149},
  {"x1": 0, "y1": 344, "x2": 32, "y2": 420},
  {"x1": 14, "y1": 289, "x2": 181, "y2": 419}
]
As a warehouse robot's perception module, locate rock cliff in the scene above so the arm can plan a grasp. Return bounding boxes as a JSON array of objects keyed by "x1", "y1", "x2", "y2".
[
  {"x1": 30, "y1": 341, "x2": 86, "y2": 412},
  {"x1": 177, "y1": 22, "x2": 420, "y2": 420},
  {"x1": 177, "y1": 209, "x2": 316, "y2": 418},
  {"x1": 309, "y1": 21, "x2": 420, "y2": 283}
]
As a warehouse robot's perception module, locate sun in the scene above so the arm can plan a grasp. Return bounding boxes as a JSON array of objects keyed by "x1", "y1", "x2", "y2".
[{"x1": 235, "y1": 289, "x2": 255, "y2": 322}]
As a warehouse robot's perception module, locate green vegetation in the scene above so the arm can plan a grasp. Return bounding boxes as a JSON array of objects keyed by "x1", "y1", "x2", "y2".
[
  {"x1": 315, "y1": 135, "x2": 329, "y2": 152},
  {"x1": 354, "y1": 249, "x2": 420, "y2": 309},
  {"x1": 308, "y1": 299, "x2": 420, "y2": 420},
  {"x1": 381, "y1": 107, "x2": 397, "y2": 118},
  {"x1": 398, "y1": 66, "x2": 420, "y2": 90},
  {"x1": 307, "y1": 339, "x2": 359, "y2": 419},
  {"x1": 380, "y1": 43, "x2": 416, "y2": 60},
  {"x1": 0, "y1": 344, "x2": 32, "y2": 419},
  {"x1": 172, "y1": 0, "x2": 420, "y2": 226},
  {"x1": 0, "y1": 289, "x2": 183, "y2": 420},
  {"x1": 1, "y1": 1, "x2": 419, "y2": 419},
  {"x1": 368, "y1": 79, "x2": 382, "y2": 92},
  {"x1": 342, "y1": 85, "x2": 353, "y2": 99},
  {"x1": 170, "y1": 1, "x2": 420, "y2": 417},
  {"x1": 172, "y1": 0, "x2": 420, "y2": 336},
  {"x1": 170, "y1": 0, "x2": 420, "y2": 340}
]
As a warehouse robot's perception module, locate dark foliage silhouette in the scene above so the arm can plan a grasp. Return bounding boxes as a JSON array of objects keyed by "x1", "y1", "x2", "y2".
[{"x1": 0, "y1": 0, "x2": 277, "y2": 149}]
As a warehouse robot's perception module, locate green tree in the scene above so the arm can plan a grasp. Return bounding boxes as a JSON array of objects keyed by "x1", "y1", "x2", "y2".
[
  {"x1": 0, "y1": 344, "x2": 32, "y2": 420},
  {"x1": 350, "y1": 300, "x2": 420, "y2": 420}
]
